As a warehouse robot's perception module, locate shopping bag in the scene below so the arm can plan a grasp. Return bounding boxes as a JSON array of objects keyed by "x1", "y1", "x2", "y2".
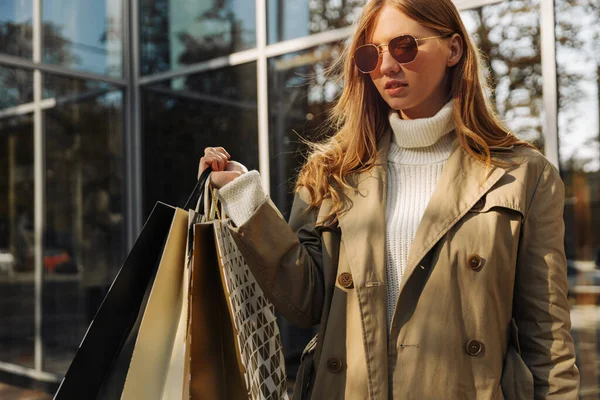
[
  {"x1": 54, "y1": 202, "x2": 181, "y2": 400},
  {"x1": 184, "y1": 221, "x2": 248, "y2": 399},
  {"x1": 212, "y1": 217, "x2": 289, "y2": 400},
  {"x1": 119, "y1": 168, "x2": 214, "y2": 400},
  {"x1": 55, "y1": 169, "x2": 213, "y2": 400},
  {"x1": 120, "y1": 207, "x2": 188, "y2": 399},
  {"x1": 184, "y1": 186, "x2": 288, "y2": 400}
]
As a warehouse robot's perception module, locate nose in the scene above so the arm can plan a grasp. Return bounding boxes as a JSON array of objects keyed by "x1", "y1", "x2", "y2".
[{"x1": 379, "y1": 49, "x2": 400, "y2": 76}]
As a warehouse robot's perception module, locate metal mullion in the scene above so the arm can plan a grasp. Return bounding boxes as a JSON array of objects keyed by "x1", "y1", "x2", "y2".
[
  {"x1": 137, "y1": 48, "x2": 260, "y2": 86},
  {"x1": 0, "y1": 99, "x2": 55, "y2": 119},
  {"x1": 0, "y1": 54, "x2": 127, "y2": 86},
  {"x1": 264, "y1": 26, "x2": 354, "y2": 58},
  {"x1": 124, "y1": 0, "x2": 144, "y2": 245},
  {"x1": 32, "y1": 0, "x2": 44, "y2": 373},
  {"x1": 147, "y1": 86, "x2": 258, "y2": 111},
  {"x1": 0, "y1": 362, "x2": 59, "y2": 383},
  {"x1": 540, "y1": 0, "x2": 559, "y2": 169},
  {"x1": 256, "y1": 0, "x2": 270, "y2": 194}
]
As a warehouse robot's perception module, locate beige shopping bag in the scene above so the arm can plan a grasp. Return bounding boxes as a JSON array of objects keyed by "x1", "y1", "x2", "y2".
[{"x1": 120, "y1": 207, "x2": 189, "y2": 400}]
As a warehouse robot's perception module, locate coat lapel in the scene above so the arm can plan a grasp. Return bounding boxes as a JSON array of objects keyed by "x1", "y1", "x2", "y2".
[
  {"x1": 397, "y1": 145, "x2": 506, "y2": 298},
  {"x1": 337, "y1": 131, "x2": 391, "y2": 399},
  {"x1": 337, "y1": 130, "x2": 391, "y2": 293}
]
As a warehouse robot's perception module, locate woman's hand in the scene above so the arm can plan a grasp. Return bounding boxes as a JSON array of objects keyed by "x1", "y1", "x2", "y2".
[{"x1": 198, "y1": 147, "x2": 248, "y2": 189}]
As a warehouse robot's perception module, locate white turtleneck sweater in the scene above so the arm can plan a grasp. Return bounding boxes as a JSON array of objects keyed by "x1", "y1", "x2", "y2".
[
  {"x1": 384, "y1": 101, "x2": 456, "y2": 327},
  {"x1": 216, "y1": 101, "x2": 457, "y2": 329}
]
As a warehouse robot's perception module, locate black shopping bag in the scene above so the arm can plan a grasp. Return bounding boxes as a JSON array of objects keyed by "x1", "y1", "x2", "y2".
[{"x1": 54, "y1": 202, "x2": 177, "y2": 399}]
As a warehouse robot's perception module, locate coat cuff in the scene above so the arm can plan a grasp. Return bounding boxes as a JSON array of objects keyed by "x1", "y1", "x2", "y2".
[{"x1": 216, "y1": 170, "x2": 267, "y2": 227}]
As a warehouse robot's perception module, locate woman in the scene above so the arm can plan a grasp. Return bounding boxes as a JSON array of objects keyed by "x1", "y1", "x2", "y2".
[{"x1": 199, "y1": 0, "x2": 579, "y2": 398}]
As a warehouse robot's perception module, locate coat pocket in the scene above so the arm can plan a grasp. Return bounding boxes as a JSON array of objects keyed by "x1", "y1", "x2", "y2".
[
  {"x1": 501, "y1": 319, "x2": 534, "y2": 400},
  {"x1": 292, "y1": 334, "x2": 318, "y2": 400}
]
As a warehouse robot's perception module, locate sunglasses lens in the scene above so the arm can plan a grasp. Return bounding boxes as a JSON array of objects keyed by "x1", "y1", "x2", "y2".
[
  {"x1": 354, "y1": 45, "x2": 379, "y2": 73},
  {"x1": 389, "y1": 35, "x2": 418, "y2": 64}
]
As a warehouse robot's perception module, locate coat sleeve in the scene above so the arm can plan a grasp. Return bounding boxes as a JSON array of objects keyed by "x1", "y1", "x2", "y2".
[
  {"x1": 513, "y1": 160, "x2": 580, "y2": 399},
  {"x1": 227, "y1": 186, "x2": 325, "y2": 328}
]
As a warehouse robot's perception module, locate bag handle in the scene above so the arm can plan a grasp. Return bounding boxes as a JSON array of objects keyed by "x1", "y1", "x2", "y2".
[
  {"x1": 183, "y1": 167, "x2": 213, "y2": 213},
  {"x1": 203, "y1": 182, "x2": 227, "y2": 222}
]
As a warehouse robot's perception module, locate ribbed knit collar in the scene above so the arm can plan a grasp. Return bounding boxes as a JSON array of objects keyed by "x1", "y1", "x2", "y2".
[{"x1": 388, "y1": 100, "x2": 456, "y2": 166}]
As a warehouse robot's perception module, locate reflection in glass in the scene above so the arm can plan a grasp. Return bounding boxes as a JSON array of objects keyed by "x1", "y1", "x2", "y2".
[
  {"x1": 268, "y1": 43, "x2": 342, "y2": 218},
  {"x1": 0, "y1": 65, "x2": 33, "y2": 109},
  {"x1": 42, "y1": 76, "x2": 124, "y2": 374},
  {"x1": 267, "y1": 0, "x2": 362, "y2": 44},
  {"x1": 43, "y1": 0, "x2": 123, "y2": 77},
  {"x1": 142, "y1": 62, "x2": 259, "y2": 217},
  {"x1": 555, "y1": 0, "x2": 600, "y2": 396},
  {"x1": 140, "y1": 0, "x2": 256, "y2": 75},
  {"x1": 43, "y1": 74, "x2": 114, "y2": 101},
  {"x1": 461, "y1": 0, "x2": 544, "y2": 149},
  {"x1": 0, "y1": 1, "x2": 33, "y2": 58},
  {"x1": 267, "y1": 43, "x2": 342, "y2": 379},
  {"x1": 0, "y1": 114, "x2": 35, "y2": 368}
]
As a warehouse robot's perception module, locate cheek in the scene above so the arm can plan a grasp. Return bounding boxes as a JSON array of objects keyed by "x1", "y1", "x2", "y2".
[
  {"x1": 369, "y1": 73, "x2": 386, "y2": 96},
  {"x1": 408, "y1": 52, "x2": 447, "y2": 86}
]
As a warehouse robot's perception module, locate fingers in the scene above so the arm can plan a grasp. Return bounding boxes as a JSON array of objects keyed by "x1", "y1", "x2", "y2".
[{"x1": 199, "y1": 147, "x2": 231, "y2": 178}]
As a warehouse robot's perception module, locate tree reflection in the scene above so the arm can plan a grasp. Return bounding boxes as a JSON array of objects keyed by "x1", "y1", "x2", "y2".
[{"x1": 141, "y1": 0, "x2": 255, "y2": 75}]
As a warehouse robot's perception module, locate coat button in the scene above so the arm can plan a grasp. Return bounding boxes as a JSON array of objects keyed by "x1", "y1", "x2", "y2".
[
  {"x1": 327, "y1": 357, "x2": 343, "y2": 373},
  {"x1": 466, "y1": 340, "x2": 483, "y2": 356},
  {"x1": 338, "y1": 272, "x2": 353, "y2": 288},
  {"x1": 467, "y1": 254, "x2": 483, "y2": 271},
  {"x1": 472, "y1": 198, "x2": 485, "y2": 211}
]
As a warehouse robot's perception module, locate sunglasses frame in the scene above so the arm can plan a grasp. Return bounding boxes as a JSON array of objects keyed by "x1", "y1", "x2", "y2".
[{"x1": 353, "y1": 34, "x2": 452, "y2": 74}]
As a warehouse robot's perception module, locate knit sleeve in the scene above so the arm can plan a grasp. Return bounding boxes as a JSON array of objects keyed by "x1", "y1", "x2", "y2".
[{"x1": 216, "y1": 170, "x2": 267, "y2": 227}]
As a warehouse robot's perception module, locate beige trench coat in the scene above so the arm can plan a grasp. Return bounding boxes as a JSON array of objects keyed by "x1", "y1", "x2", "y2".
[{"x1": 229, "y1": 131, "x2": 579, "y2": 399}]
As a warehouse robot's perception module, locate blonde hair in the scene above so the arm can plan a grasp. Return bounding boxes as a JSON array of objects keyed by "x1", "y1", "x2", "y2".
[{"x1": 296, "y1": 0, "x2": 533, "y2": 225}]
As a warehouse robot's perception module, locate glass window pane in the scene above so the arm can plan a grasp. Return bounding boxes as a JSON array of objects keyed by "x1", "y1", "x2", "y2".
[
  {"x1": 140, "y1": 0, "x2": 256, "y2": 76},
  {"x1": 461, "y1": 0, "x2": 544, "y2": 149},
  {"x1": 555, "y1": 0, "x2": 600, "y2": 395},
  {"x1": 267, "y1": 0, "x2": 363, "y2": 44},
  {"x1": 0, "y1": 113, "x2": 35, "y2": 369},
  {"x1": 142, "y1": 62, "x2": 258, "y2": 217},
  {"x1": 0, "y1": 65, "x2": 33, "y2": 109},
  {"x1": 43, "y1": 0, "x2": 123, "y2": 77},
  {"x1": 43, "y1": 74, "x2": 114, "y2": 100},
  {"x1": 268, "y1": 43, "x2": 343, "y2": 217},
  {"x1": 42, "y1": 76, "x2": 125, "y2": 374},
  {"x1": 267, "y1": 43, "x2": 342, "y2": 380},
  {"x1": 0, "y1": 1, "x2": 33, "y2": 59}
]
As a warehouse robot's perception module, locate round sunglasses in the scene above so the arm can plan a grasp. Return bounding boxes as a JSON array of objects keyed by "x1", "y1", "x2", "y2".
[{"x1": 353, "y1": 34, "x2": 452, "y2": 74}]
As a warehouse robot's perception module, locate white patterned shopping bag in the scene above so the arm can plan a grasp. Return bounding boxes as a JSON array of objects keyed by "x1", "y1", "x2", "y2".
[{"x1": 213, "y1": 219, "x2": 289, "y2": 400}]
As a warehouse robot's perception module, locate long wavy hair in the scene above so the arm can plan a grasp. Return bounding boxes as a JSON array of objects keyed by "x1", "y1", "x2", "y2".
[{"x1": 295, "y1": 0, "x2": 533, "y2": 225}]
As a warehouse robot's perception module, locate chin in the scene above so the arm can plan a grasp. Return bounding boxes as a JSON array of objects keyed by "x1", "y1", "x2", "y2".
[{"x1": 384, "y1": 97, "x2": 414, "y2": 111}]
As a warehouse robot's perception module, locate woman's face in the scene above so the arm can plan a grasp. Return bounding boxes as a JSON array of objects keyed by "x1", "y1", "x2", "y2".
[{"x1": 368, "y1": 5, "x2": 461, "y2": 119}]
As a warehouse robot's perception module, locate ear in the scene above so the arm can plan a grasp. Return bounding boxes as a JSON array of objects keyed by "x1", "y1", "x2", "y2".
[{"x1": 447, "y1": 33, "x2": 463, "y2": 67}]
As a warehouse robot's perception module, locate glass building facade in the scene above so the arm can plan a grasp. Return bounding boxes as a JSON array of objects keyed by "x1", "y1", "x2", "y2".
[{"x1": 0, "y1": 0, "x2": 599, "y2": 396}]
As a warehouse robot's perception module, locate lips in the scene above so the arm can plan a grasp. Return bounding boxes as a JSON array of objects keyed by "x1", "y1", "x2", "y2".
[{"x1": 385, "y1": 80, "x2": 408, "y2": 89}]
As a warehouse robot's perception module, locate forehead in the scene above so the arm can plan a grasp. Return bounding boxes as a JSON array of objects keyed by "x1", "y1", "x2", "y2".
[{"x1": 369, "y1": 5, "x2": 426, "y2": 44}]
